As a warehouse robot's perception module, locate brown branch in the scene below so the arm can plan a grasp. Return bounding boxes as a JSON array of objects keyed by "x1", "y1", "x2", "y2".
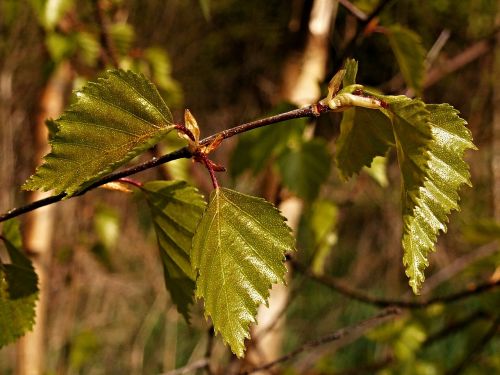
[
  {"x1": 424, "y1": 35, "x2": 497, "y2": 88},
  {"x1": 0, "y1": 104, "x2": 330, "y2": 223},
  {"x1": 241, "y1": 307, "x2": 401, "y2": 374},
  {"x1": 293, "y1": 261, "x2": 500, "y2": 308},
  {"x1": 422, "y1": 242, "x2": 499, "y2": 294},
  {"x1": 160, "y1": 359, "x2": 210, "y2": 375}
]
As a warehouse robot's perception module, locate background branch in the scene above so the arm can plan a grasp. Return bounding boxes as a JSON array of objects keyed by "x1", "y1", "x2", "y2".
[
  {"x1": 293, "y1": 260, "x2": 500, "y2": 308},
  {"x1": 160, "y1": 358, "x2": 210, "y2": 375},
  {"x1": 241, "y1": 307, "x2": 401, "y2": 374}
]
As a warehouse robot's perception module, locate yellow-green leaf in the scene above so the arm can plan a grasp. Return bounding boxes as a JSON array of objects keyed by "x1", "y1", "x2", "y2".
[
  {"x1": 23, "y1": 70, "x2": 175, "y2": 197},
  {"x1": 191, "y1": 188, "x2": 294, "y2": 357},
  {"x1": 399, "y1": 103, "x2": 475, "y2": 293},
  {"x1": 142, "y1": 181, "x2": 206, "y2": 321}
]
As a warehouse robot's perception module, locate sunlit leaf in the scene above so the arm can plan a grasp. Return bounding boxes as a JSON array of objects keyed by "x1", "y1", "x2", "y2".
[
  {"x1": 336, "y1": 107, "x2": 394, "y2": 180},
  {"x1": 0, "y1": 219, "x2": 38, "y2": 348},
  {"x1": 277, "y1": 138, "x2": 331, "y2": 201},
  {"x1": 398, "y1": 103, "x2": 475, "y2": 293},
  {"x1": 142, "y1": 180, "x2": 206, "y2": 321},
  {"x1": 23, "y1": 70, "x2": 175, "y2": 197},
  {"x1": 386, "y1": 25, "x2": 426, "y2": 95},
  {"x1": 191, "y1": 188, "x2": 294, "y2": 356}
]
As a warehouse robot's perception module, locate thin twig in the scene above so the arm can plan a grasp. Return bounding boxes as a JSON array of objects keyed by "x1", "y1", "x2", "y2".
[
  {"x1": 241, "y1": 307, "x2": 401, "y2": 374},
  {"x1": 337, "y1": 0, "x2": 368, "y2": 21},
  {"x1": 0, "y1": 104, "x2": 329, "y2": 223},
  {"x1": 293, "y1": 261, "x2": 500, "y2": 308},
  {"x1": 118, "y1": 177, "x2": 143, "y2": 188},
  {"x1": 422, "y1": 242, "x2": 499, "y2": 294},
  {"x1": 425, "y1": 29, "x2": 451, "y2": 68},
  {"x1": 424, "y1": 28, "x2": 499, "y2": 88},
  {"x1": 201, "y1": 155, "x2": 219, "y2": 189},
  {"x1": 160, "y1": 358, "x2": 210, "y2": 375}
]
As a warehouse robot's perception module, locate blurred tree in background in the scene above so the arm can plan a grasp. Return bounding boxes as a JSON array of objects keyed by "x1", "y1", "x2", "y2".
[{"x1": 0, "y1": 0, "x2": 499, "y2": 374}]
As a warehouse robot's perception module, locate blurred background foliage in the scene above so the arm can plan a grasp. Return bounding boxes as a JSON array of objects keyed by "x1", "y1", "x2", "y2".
[{"x1": 0, "y1": 0, "x2": 499, "y2": 373}]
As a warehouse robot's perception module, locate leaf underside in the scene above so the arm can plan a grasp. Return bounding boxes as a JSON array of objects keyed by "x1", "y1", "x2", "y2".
[
  {"x1": 336, "y1": 107, "x2": 394, "y2": 180},
  {"x1": 23, "y1": 69, "x2": 174, "y2": 197},
  {"x1": 0, "y1": 220, "x2": 39, "y2": 348},
  {"x1": 142, "y1": 180, "x2": 206, "y2": 321},
  {"x1": 191, "y1": 188, "x2": 295, "y2": 357}
]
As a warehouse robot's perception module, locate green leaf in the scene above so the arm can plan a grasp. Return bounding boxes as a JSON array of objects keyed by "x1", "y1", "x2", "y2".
[
  {"x1": 336, "y1": 107, "x2": 394, "y2": 180},
  {"x1": 191, "y1": 188, "x2": 294, "y2": 357},
  {"x1": 386, "y1": 25, "x2": 426, "y2": 95},
  {"x1": 23, "y1": 70, "x2": 175, "y2": 197},
  {"x1": 398, "y1": 103, "x2": 475, "y2": 293},
  {"x1": 46, "y1": 32, "x2": 76, "y2": 62},
  {"x1": 2, "y1": 220, "x2": 38, "y2": 299},
  {"x1": 75, "y1": 31, "x2": 100, "y2": 67},
  {"x1": 277, "y1": 138, "x2": 331, "y2": 201},
  {"x1": 343, "y1": 58, "x2": 358, "y2": 86},
  {"x1": 0, "y1": 219, "x2": 38, "y2": 348},
  {"x1": 297, "y1": 200, "x2": 338, "y2": 274},
  {"x1": 142, "y1": 180, "x2": 206, "y2": 321},
  {"x1": 108, "y1": 22, "x2": 135, "y2": 56},
  {"x1": 0, "y1": 284, "x2": 38, "y2": 348},
  {"x1": 230, "y1": 102, "x2": 306, "y2": 177}
]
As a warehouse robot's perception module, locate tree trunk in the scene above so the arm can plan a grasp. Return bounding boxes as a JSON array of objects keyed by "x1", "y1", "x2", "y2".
[
  {"x1": 16, "y1": 62, "x2": 72, "y2": 375},
  {"x1": 246, "y1": 0, "x2": 337, "y2": 370}
]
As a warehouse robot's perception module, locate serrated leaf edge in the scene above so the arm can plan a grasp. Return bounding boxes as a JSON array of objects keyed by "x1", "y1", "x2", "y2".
[{"x1": 22, "y1": 70, "x2": 174, "y2": 197}]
